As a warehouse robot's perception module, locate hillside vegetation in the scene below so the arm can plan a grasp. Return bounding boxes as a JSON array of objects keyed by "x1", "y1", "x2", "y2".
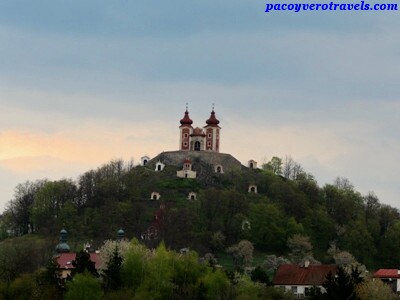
[{"x1": 0, "y1": 156, "x2": 399, "y2": 280}]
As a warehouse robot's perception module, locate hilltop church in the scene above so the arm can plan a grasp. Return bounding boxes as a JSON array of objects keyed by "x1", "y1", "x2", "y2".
[
  {"x1": 142, "y1": 107, "x2": 258, "y2": 175},
  {"x1": 179, "y1": 107, "x2": 221, "y2": 152}
]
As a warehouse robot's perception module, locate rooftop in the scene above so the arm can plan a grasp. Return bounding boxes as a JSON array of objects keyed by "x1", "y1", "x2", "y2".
[{"x1": 272, "y1": 264, "x2": 337, "y2": 286}]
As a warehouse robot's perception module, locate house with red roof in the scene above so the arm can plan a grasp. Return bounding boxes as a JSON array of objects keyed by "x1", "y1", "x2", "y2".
[
  {"x1": 54, "y1": 228, "x2": 105, "y2": 279},
  {"x1": 373, "y1": 269, "x2": 400, "y2": 293},
  {"x1": 272, "y1": 263, "x2": 337, "y2": 298},
  {"x1": 56, "y1": 252, "x2": 100, "y2": 279}
]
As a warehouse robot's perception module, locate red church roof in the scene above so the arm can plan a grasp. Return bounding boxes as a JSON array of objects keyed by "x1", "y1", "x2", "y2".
[
  {"x1": 191, "y1": 127, "x2": 206, "y2": 137},
  {"x1": 205, "y1": 110, "x2": 220, "y2": 126},
  {"x1": 56, "y1": 252, "x2": 100, "y2": 270},
  {"x1": 272, "y1": 264, "x2": 337, "y2": 286},
  {"x1": 180, "y1": 110, "x2": 193, "y2": 125},
  {"x1": 374, "y1": 269, "x2": 400, "y2": 279}
]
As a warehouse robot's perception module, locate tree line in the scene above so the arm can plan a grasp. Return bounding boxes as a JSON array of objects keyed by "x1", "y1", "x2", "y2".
[{"x1": 0, "y1": 156, "x2": 400, "y2": 281}]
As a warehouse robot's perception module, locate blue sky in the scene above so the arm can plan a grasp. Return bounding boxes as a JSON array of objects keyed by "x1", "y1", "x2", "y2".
[{"x1": 0, "y1": 1, "x2": 399, "y2": 211}]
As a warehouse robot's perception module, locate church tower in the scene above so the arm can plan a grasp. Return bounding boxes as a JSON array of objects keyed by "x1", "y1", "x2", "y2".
[
  {"x1": 179, "y1": 107, "x2": 193, "y2": 151},
  {"x1": 204, "y1": 108, "x2": 221, "y2": 152}
]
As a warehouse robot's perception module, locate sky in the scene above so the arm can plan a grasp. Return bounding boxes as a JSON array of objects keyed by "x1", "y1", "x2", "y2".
[{"x1": 0, "y1": 1, "x2": 399, "y2": 212}]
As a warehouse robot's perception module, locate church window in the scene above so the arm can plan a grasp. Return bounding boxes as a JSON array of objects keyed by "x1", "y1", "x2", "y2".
[
  {"x1": 208, "y1": 133, "x2": 211, "y2": 138},
  {"x1": 217, "y1": 166, "x2": 221, "y2": 173},
  {"x1": 184, "y1": 133, "x2": 188, "y2": 138},
  {"x1": 194, "y1": 141, "x2": 201, "y2": 151},
  {"x1": 157, "y1": 165, "x2": 161, "y2": 171},
  {"x1": 184, "y1": 142, "x2": 187, "y2": 146}
]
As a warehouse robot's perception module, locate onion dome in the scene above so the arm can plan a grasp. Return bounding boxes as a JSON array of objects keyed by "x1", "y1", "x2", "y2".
[
  {"x1": 190, "y1": 127, "x2": 206, "y2": 137},
  {"x1": 55, "y1": 228, "x2": 70, "y2": 253},
  {"x1": 180, "y1": 110, "x2": 193, "y2": 125},
  {"x1": 183, "y1": 158, "x2": 192, "y2": 164},
  {"x1": 117, "y1": 228, "x2": 125, "y2": 240},
  {"x1": 206, "y1": 110, "x2": 220, "y2": 126}
]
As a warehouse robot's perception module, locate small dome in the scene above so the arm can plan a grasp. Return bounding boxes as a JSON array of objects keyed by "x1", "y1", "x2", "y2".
[
  {"x1": 55, "y1": 228, "x2": 70, "y2": 253},
  {"x1": 183, "y1": 158, "x2": 192, "y2": 164},
  {"x1": 206, "y1": 110, "x2": 219, "y2": 126},
  {"x1": 55, "y1": 242, "x2": 70, "y2": 253},
  {"x1": 180, "y1": 110, "x2": 193, "y2": 125},
  {"x1": 190, "y1": 127, "x2": 206, "y2": 137},
  {"x1": 117, "y1": 228, "x2": 125, "y2": 239}
]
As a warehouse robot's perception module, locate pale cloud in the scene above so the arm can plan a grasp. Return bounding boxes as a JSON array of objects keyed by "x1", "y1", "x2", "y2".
[{"x1": 0, "y1": 1, "x2": 399, "y2": 212}]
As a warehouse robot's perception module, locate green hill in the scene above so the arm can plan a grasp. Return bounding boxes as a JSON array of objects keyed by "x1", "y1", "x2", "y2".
[{"x1": 1, "y1": 154, "x2": 399, "y2": 274}]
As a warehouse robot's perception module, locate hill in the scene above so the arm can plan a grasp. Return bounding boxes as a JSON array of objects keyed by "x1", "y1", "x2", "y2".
[{"x1": 1, "y1": 154, "x2": 400, "y2": 275}]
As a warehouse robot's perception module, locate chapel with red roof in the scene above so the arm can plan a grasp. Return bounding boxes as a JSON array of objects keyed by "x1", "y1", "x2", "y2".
[{"x1": 179, "y1": 106, "x2": 221, "y2": 152}]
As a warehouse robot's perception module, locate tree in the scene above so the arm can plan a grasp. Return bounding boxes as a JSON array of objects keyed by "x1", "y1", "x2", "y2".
[
  {"x1": 98, "y1": 239, "x2": 130, "y2": 271},
  {"x1": 282, "y1": 155, "x2": 305, "y2": 180},
  {"x1": 356, "y1": 278, "x2": 397, "y2": 300},
  {"x1": 251, "y1": 266, "x2": 270, "y2": 285},
  {"x1": 249, "y1": 202, "x2": 303, "y2": 252},
  {"x1": 4, "y1": 180, "x2": 47, "y2": 236},
  {"x1": 102, "y1": 244, "x2": 123, "y2": 291},
  {"x1": 262, "y1": 156, "x2": 282, "y2": 175},
  {"x1": 334, "y1": 177, "x2": 354, "y2": 191},
  {"x1": 30, "y1": 179, "x2": 77, "y2": 234},
  {"x1": 322, "y1": 266, "x2": 362, "y2": 300},
  {"x1": 72, "y1": 250, "x2": 99, "y2": 278},
  {"x1": 227, "y1": 240, "x2": 254, "y2": 268},
  {"x1": 201, "y1": 269, "x2": 231, "y2": 300},
  {"x1": 287, "y1": 234, "x2": 314, "y2": 264},
  {"x1": 65, "y1": 272, "x2": 103, "y2": 300}
]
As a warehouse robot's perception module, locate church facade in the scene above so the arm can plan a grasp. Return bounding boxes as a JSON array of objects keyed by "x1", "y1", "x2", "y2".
[{"x1": 179, "y1": 108, "x2": 221, "y2": 152}]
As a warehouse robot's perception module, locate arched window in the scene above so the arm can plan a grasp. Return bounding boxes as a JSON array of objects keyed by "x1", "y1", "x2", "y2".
[
  {"x1": 157, "y1": 165, "x2": 161, "y2": 171},
  {"x1": 250, "y1": 162, "x2": 253, "y2": 168},
  {"x1": 191, "y1": 195, "x2": 195, "y2": 200},
  {"x1": 194, "y1": 141, "x2": 201, "y2": 151},
  {"x1": 217, "y1": 166, "x2": 221, "y2": 173}
]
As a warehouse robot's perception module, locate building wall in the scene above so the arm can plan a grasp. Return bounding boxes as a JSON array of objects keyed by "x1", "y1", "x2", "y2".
[
  {"x1": 276, "y1": 285, "x2": 325, "y2": 297},
  {"x1": 177, "y1": 169, "x2": 197, "y2": 178},
  {"x1": 180, "y1": 127, "x2": 192, "y2": 150}
]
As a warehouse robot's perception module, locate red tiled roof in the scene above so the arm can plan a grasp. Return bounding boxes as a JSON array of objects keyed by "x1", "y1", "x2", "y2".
[
  {"x1": 205, "y1": 110, "x2": 220, "y2": 126},
  {"x1": 190, "y1": 127, "x2": 206, "y2": 137},
  {"x1": 272, "y1": 264, "x2": 337, "y2": 286},
  {"x1": 374, "y1": 269, "x2": 400, "y2": 279},
  {"x1": 180, "y1": 110, "x2": 193, "y2": 125},
  {"x1": 56, "y1": 252, "x2": 100, "y2": 269}
]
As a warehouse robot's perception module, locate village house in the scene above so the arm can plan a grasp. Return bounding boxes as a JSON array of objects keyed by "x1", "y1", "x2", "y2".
[
  {"x1": 272, "y1": 263, "x2": 337, "y2": 298},
  {"x1": 373, "y1": 269, "x2": 400, "y2": 293}
]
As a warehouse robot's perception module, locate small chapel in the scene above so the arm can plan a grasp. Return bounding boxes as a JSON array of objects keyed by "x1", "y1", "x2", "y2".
[{"x1": 179, "y1": 107, "x2": 221, "y2": 152}]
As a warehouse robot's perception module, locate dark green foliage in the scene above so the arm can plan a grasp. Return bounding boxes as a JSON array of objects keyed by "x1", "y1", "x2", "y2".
[
  {"x1": 72, "y1": 250, "x2": 99, "y2": 278},
  {"x1": 0, "y1": 157, "x2": 399, "y2": 273},
  {"x1": 314, "y1": 266, "x2": 362, "y2": 300},
  {"x1": 102, "y1": 245, "x2": 123, "y2": 291},
  {"x1": 251, "y1": 266, "x2": 270, "y2": 285},
  {"x1": 65, "y1": 272, "x2": 103, "y2": 300}
]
